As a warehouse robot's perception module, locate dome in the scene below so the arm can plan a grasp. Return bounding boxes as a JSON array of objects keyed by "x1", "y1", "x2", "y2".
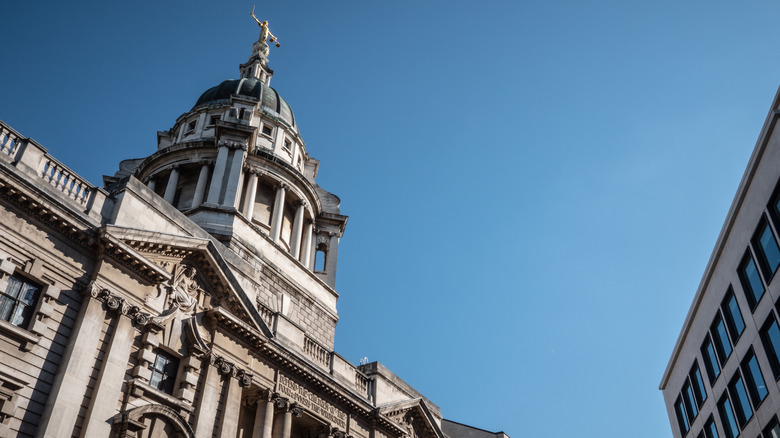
[{"x1": 194, "y1": 78, "x2": 296, "y2": 130}]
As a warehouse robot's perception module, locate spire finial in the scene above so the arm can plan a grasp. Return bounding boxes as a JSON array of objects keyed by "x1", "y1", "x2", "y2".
[{"x1": 250, "y1": 6, "x2": 280, "y2": 57}]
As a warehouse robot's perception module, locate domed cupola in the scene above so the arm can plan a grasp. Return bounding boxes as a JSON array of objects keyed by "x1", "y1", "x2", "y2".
[{"x1": 118, "y1": 17, "x2": 348, "y2": 289}]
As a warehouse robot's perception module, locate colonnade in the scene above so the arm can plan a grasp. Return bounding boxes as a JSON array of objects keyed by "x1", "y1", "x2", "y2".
[{"x1": 241, "y1": 167, "x2": 315, "y2": 267}]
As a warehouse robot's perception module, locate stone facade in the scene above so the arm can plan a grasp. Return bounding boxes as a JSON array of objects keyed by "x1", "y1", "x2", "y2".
[
  {"x1": 661, "y1": 87, "x2": 780, "y2": 438},
  {"x1": 0, "y1": 28, "x2": 508, "y2": 438}
]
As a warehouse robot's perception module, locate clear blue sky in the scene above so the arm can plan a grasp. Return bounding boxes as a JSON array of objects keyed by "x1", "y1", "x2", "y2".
[{"x1": 3, "y1": 1, "x2": 780, "y2": 437}]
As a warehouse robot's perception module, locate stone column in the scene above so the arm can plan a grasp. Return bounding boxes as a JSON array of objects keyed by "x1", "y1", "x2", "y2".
[
  {"x1": 327, "y1": 232, "x2": 340, "y2": 287},
  {"x1": 269, "y1": 184, "x2": 288, "y2": 242},
  {"x1": 206, "y1": 145, "x2": 230, "y2": 204},
  {"x1": 301, "y1": 222, "x2": 313, "y2": 266},
  {"x1": 279, "y1": 401, "x2": 302, "y2": 438},
  {"x1": 252, "y1": 390, "x2": 274, "y2": 438},
  {"x1": 290, "y1": 202, "x2": 306, "y2": 258},
  {"x1": 163, "y1": 166, "x2": 180, "y2": 204},
  {"x1": 192, "y1": 161, "x2": 211, "y2": 208},
  {"x1": 242, "y1": 169, "x2": 260, "y2": 220},
  {"x1": 81, "y1": 312, "x2": 134, "y2": 437},
  {"x1": 218, "y1": 375, "x2": 241, "y2": 438},
  {"x1": 36, "y1": 287, "x2": 106, "y2": 438},
  {"x1": 146, "y1": 178, "x2": 156, "y2": 192},
  {"x1": 223, "y1": 144, "x2": 247, "y2": 208}
]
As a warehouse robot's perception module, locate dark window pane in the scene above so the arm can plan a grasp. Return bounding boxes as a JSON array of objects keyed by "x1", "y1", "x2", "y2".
[
  {"x1": 764, "y1": 418, "x2": 780, "y2": 438},
  {"x1": 729, "y1": 375, "x2": 753, "y2": 427},
  {"x1": 676, "y1": 396, "x2": 690, "y2": 435},
  {"x1": 739, "y1": 253, "x2": 765, "y2": 309},
  {"x1": 702, "y1": 338, "x2": 721, "y2": 383},
  {"x1": 705, "y1": 417, "x2": 719, "y2": 438},
  {"x1": 0, "y1": 274, "x2": 40, "y2": 328},
  {"x1": 722, "y1": 291, "x2": 745, "y2": 341},
  {"x1": 718, "y1": 396, "x2": 739, "y2": 438},
  {"x1": 683, "y1": 381, "x2": 699, "y2": 420},
  {"x1": 754, "y1": 220, "x2": 780, "y2": 279},
  {"x1": 691, "y1": 362, "x2": 708, "y2": 407},
  {"x1": 742, "y1": 351, "x2": 768, "y2": 405},
  {"x1": 149, "y1": 350, "x2": 179, "y2": 394},
  {"x1": 761, "y1": 317, "x2": 780, "y2": 378},
  {"x1": 712, "y1": 316, "x2": 733, "y2": 364}
]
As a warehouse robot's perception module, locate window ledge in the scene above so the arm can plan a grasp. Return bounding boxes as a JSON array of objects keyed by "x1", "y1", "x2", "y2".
[
  {"x1": 0, "y1": 319, "x2": 40, "y2": 350},
  {"x1": 129, "y1": 378, "x2": 193, "y2": 413}
]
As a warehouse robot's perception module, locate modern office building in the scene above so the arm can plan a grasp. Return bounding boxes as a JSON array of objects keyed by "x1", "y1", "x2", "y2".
[
  {"x1": 661, "y1": 88, "x2": 780, "y2": 438},
  {"x1": 0, "y1": 24, "x2": 509, "y2": 438}
]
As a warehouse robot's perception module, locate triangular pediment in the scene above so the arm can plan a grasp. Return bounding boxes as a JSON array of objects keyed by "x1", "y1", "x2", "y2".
[
  {"x1": 99, "y1": 225, "x2": 273, "y2": 342},
  {"x1": 378, "y1": 399, "x2": 445, "y2": 438}
]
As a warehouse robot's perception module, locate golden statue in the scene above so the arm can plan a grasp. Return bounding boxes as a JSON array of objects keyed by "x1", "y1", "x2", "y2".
[{"x1": 250, "y1": 6, "x2": 280, "y2": 56}]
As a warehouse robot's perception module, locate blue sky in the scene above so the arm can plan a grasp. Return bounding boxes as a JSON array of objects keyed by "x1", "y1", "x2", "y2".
[{"x1": 3, "y1": 1, "x2": 780, "y2": 437}]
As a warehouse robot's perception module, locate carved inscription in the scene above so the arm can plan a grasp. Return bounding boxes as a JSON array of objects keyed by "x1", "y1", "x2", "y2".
[{"x1": 277, "y1": 375, "x2": 347, "y2": 428}]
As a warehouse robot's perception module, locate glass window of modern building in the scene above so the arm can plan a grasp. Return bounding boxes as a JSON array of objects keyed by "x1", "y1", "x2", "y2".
[
  {"x1": 727, "y1": 374, "x2": 753, "y2": 427},
  {"x1": 676, "y1": 395, "x2": 690, "y2": 436},
  {"x1": 711, "y1": 315, "x2": 733, "y2": 365},
  {"x1": 738, "y1": 251, "x2": 765, "y2": 310},
  {"x1": 704, "y1": 416, "x2": 719, "y2": 438},
  {"x1": 740, "y1": 348, "x2": 767, "y2": 408},
  {"x1": 690, "y1": 361, "x2": 708, "y2": 408},
  {"x1": 718, "y1": 394, "x2": 740, "y2": 438},
  {"x1": 721, "y1": 289, "x2": 745, "y2": 342},
  {"x1": 752, "y1": 217, "x2": 780, "y2": 281},
  {"x1": 702, "y1": 336, "x2": 721, "y2": 384},
  {"x1": 760, "y1": 315, "x2": 780, "y2": 378}
]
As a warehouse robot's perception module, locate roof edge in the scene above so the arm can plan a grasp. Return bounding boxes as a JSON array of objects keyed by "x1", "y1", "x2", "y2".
[{"x1": 660, "y1": 85, "x2": 780, "y2": 389}]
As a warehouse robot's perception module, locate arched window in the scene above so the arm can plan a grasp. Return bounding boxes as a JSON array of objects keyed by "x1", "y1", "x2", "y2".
[{"x1": 314, "y1": 243, "x2": 327, "y2": 272}]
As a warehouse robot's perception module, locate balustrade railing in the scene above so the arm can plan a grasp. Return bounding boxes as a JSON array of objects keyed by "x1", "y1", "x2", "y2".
[
  {"x1": 256, "y1": 302, "x2": 275, "y2": 328},
  {"x1": 40, "y1": 158, "x2": 91, "y2": 205},
  {"x1": 354, "y1": 369, "x2": 369, "y2": 394},
  {"x1": 0, "y1": 120, "x2": 106, "y2": 216},
  {"x1": 0, "y1": 126, "x2": 21, "y2": 157},
  {"x1": 304, "y1": 335, "x2": 331, "y2": 369}
]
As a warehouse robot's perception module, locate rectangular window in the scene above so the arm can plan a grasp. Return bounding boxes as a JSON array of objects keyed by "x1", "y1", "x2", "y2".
[
  {"x1": 149, "y1": 350, "x2": 179, "y2": 394},
  {"x1": 752, "y1": 217, "x2": 780, "y2": 281},
  {"x1": 690, "y1": 361, "x2": 708, "y2": 408},
  {"x1": 761, "y1": 316, "x2": 780, "y2": 379},
  {"x1": 184, "y1": 120, "x2": 197, "y2": 135},
  {"x1": 740, "y1": 348, "x2": 767, "y2": 407},
  {"x1": 721, "y1": 289, "x2": 745, "y2": 342},
  {"x1": 739, "y1": 251, "x2": 765, "y2": 310},
  {"x1": 0, "y1": 274, "x2": 41, "y2": 328},
  {"x1": 682, "y1": 381, "x2": 699, "y2": 422},
  {"x1": 207, "y1": 115, "x2": 220, "y2": 126},
  {"x1": 718, "y1": 394, "x2": 740, "y2": 438},
  {"x1": 728, "y1": 374, "x2": 753, "y2": 427},
  {"x1": 704, "y1": 416, "x2": 719, "y2": 438},
  {"x1": 764, "y1": 416, "x2": 780, "y2": 438},
  {"x1": 261, "y1": 124, "x2": 273, "y2": 137},
  {"x1": 711, "y1": 315, "x2": 733, "y2": 365},
  {"x1": 702, "y1": 336, "x2": 721, "y2": 383},
  {"x1": 676, "y1": 395, "x2": 690, "y2": 436}
]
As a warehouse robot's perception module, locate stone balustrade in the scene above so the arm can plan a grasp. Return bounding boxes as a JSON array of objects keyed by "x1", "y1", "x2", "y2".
[
  {"x1": 40, "y1": 157, "x2": 91, "y2": 205},
  {"x1": 0, "y1": 125, "x2": 21, "y2": 157},
  {"x1": 304, "y1": 334, "x2": 331, "y2": 368},
  {"x1": 0, "y1": 119, "x2": 111, "y2": 221}
]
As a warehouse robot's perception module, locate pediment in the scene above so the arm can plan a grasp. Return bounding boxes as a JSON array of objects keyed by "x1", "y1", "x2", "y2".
[
  {"x1": 378, "y1": 399, "x2": 445, "y2": 438},
  {"x1": 98, "y1": 225, "x2": 273, "y2": 343}
]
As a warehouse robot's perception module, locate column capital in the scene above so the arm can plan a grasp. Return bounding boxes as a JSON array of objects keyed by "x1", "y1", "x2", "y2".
[
  {"x1": 296, "y1": 200, "x2": 309, "y2": 209},
  {"x1": 277, "y1": 182, "x2": 290, "y2": 191},
  {"x1": 218, "y1": 139, "x2": 248, "y2": 150},
  {"x1": 199, "y1": 159, "x2": 214, "y2": 166}
]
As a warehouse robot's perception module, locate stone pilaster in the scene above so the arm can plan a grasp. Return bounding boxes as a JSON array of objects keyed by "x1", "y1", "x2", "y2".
[{"x1": 36, "y1": 285, "x2": 106, "y2": 438}]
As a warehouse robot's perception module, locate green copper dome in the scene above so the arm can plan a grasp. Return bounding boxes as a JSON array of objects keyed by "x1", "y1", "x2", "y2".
[{"x1": 194, "y1": 78, "x2": 296, "y2": 130}]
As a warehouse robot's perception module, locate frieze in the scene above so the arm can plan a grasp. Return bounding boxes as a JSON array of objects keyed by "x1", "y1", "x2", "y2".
[{"x1": 277, "y1": 374, "x2": 347, "y2": 428}]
